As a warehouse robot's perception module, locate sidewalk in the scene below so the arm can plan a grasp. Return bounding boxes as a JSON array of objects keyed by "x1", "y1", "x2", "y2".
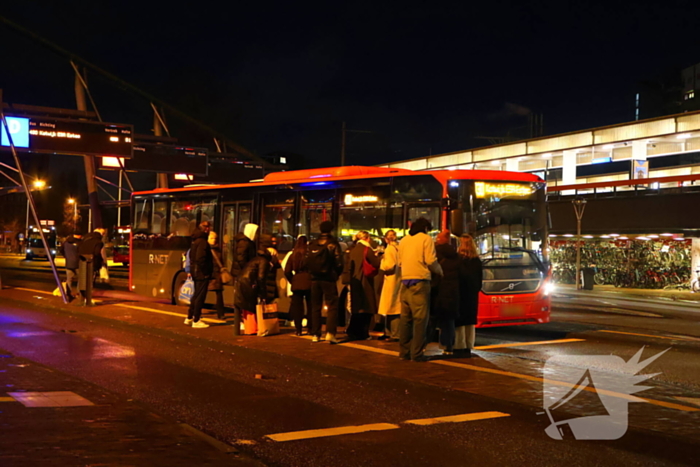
[
  {"x1": 0, "y1": 345, "x2": 263, "y2": 467},
  {"x1": 554, "y1": 283, "x2": 700, "y2": 305}
]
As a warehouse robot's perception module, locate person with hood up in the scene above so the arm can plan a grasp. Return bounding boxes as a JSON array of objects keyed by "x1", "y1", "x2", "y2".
[
  {"x1": 60, "y1": 234, "x2": 81, "y2": 299},
  {"x1": 397, "y1": 218, "x2": 443, "y2": 362},
  {"x1": 378, "y1": 230, "x2": 401, "y2": 341},
  {"x1": 232, "y1": 223, "x2": 258, "y2": 279},
  {"x1": 431, "y1": 230, "x2": 461, "y2": 356},
  {"x1": 233, "y1": 248, "x2": 274, "y2": 324},
  {"x1": 343, "y1": 231, "x2": 382, "y2": 341},
  {"x1": 185, "y1": 221, "x2": 213, "y2": 328}
]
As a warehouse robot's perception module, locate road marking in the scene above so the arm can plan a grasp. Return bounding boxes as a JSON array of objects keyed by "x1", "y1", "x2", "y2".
[
  {"x1": 115, "y1": 304, "x2": 225, "y2": 324},
  {"x1": 266, "y1": 423, "x2": 399, "y2": 442},
  {"x1": 674, "y1": 397, "x2": 700, "y2": 407},
  {"x1": 474, "y1": 338, "x2": 585, "y2": 350},
  {"x1": 404, "y1": 411, "x2": 510, "y2": 425},
  {"x1": 14, "y1": 287, "x2": 52, "y2": 295},
  {"x1": 322, "y1": 341, "x2": 699, "y2": 413},
  {"x1": 0, "y1": 397, "x2": 17, "y2": 402},
  {"x1": 596, "y1": 330, "x2": 700, "y2": 342}
]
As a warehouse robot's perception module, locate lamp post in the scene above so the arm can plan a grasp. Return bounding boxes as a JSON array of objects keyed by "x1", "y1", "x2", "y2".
[
  {"x1": 26, "y1": 179, "x2": 46, "y2": 241},
  {"x1": 67, "y1": 198, "x2": 77, "y2": 233},
  {"x1": 572, "y1": 196, "x2": 588, "y2": 290}
]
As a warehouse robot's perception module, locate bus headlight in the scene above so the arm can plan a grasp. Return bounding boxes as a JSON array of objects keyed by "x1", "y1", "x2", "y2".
[
  {"x1": 544, "y1": 282, "x2": 555, "y2": 296},
  {"x1": 26, "y1": 249, "x2": 31, "y2": 254},
  {"x1": 51, "y1": 250, "x2": 56, "y2": 255}
]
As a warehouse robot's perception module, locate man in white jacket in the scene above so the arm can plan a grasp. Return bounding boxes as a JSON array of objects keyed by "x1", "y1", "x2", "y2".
[{"x1": 397, "y1": 218, "x2": 443, "y2": 362}]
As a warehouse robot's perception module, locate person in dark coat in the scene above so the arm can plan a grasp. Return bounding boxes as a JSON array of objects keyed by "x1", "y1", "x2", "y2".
[
  {"x1": 60, "y1": 234, "x2": 81, "y2": 299},
  {"x1": 344, "y1": 231, "x2": 382, "y2": 341},
  {"x1": 284, "y1": 236, "x2": 311, "y2": 336},
  {"x1": 431, "y1": 230, "x2": 461, "y2": 355},
  {"x1": 186, "y1": 221, "x2": 213, "y2": 328},
  {"x1": 233, "y1": 249, "x2": 273, "y2": 313},
  {"x1": 77, "y1": 229, "x2": 105, "y2": 302},
  {"x1": 208, "y1": 232, "x2": 226, "y2": 320},
  {"x1": 456, "y1": 234, "x2": 483, "y2": 357},
  {"x1": 231, "y1": 223, "x2": 258, "y2": 279}
]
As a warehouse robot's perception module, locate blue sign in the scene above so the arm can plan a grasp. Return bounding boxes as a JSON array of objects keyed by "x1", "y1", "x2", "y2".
[{"x1": 1, "y1": 117, "x2": 30, "y2": 148}]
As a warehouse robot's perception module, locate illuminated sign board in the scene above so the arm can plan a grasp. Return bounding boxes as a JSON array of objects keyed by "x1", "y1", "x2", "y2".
[
  {"x1": 104, "y1": 144, "x2": 208, "y2": 175},
  {"x1": 1, "y1": 115, "x2": 133, "y2": 157},
  {"x1": 344, "y1": 194, "x2": 379, "y2": 205},
  {"x1": 474, "y1": 181, "x2": 534, "y2": 198},
  {"x1": 1, "y1": 116, "x2": 30, "y2": 148}
]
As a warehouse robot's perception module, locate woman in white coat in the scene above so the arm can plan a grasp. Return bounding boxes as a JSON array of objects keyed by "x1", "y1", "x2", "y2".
[{"x1": 377, "y1": 230, "x2": 401, "y2": 341}]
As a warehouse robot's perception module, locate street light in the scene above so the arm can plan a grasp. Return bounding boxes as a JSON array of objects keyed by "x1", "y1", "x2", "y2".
[
  {"x1": 67, "y1": 198, "x2": 77, "y2": 233},
  {"x1": 572, "y1": 196, "x2": 588, "y2": 290},
  {"x1": 26, "y1": 179, "x2": 47, "y2": 242}
]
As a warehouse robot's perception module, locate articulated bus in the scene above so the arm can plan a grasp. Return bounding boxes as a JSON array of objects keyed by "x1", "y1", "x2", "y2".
[{"x1": 130, "y1": 166, "x2": 551, "y2": 327}]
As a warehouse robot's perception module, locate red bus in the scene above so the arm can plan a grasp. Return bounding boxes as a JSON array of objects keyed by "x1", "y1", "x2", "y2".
[{"x1": 130, "y1": 166, "x2": 551, "y2": 327}]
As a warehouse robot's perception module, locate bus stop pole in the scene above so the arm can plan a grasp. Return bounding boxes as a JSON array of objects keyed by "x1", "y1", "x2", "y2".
[{"x1": 0, "y1": 106, "x2": 69, "y2": 304}]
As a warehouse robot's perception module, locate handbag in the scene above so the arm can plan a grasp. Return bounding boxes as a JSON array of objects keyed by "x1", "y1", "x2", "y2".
[
  {"x1": 178, "y1": 275, "x2": 195, "y2": 305},
  {"x1": 97, "y1": 266, "x2": 110, "y2": 284},
  {"x1": 213, "y1": 251, "x2": 233, "y2": 285},
  {"x1": 362, "y1": 247, "x2": 378, "y2": 279},
  {"x1": 256, "y1": 300, "x2": 280, "y2": 336}
]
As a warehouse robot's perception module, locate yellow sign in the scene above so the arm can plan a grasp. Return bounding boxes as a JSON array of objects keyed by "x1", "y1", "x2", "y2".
[
  {"x1": 474, "y1": 182, "x2": 534, "y2": 198},
  {"x1": 344, "y1": 194, "x2": 379, "y2": 205}
]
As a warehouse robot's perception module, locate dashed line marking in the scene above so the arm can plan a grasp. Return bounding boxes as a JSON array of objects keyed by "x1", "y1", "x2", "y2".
[
  {"x1": 404, "y1": 411, "x2": 510, "y2": 425},
  {"x1": 114, "y1": 304, "x2": 225, "y2": 324},
  {"x1": 266, "y1": 423, "x2": 400, "y2": 442},
  {"x1": 474, "y1": 338, "x2": 585, "y2": 350},
  {"x1": 597, "y1": 330, "x2": 700, "y2": 342},
  {"x1": 0, "y1": 397, "x2": 17, "y2": 402}
]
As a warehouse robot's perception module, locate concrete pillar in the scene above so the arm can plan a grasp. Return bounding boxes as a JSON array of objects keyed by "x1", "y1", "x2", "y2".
[
  {"x1": 562, "y1": 150, "x2": 577, "y2": 195},
  {"x1": 506, "y1": 158, "x2": 520, "y2": 172}
]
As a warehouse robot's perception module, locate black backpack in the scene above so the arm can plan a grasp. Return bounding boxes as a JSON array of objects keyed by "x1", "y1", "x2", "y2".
[{"x1": 305, "y1": 241, "x2": 331, "y2": 275}]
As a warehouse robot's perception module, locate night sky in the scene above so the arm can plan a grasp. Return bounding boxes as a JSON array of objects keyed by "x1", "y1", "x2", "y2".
[{"x1": 2, "y1": 1, "x2": 700, "y2": 169}]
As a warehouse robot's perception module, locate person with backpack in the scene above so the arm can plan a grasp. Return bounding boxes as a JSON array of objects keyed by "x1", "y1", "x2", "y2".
[
  {"x1": 185, "y1": 221, "x2": 213, "y2": 329},
  {"x1": 60, "y1": 234, "x2": 81, "y2": 299},
  {"x1": 232, "y1": 223, "x2": 258, "y2": 279},
  {"x1": 284, "y1": 236, "x2": 311, "y2": 336},
  {"x1": 305, "y1": 220, "x2": 344, "y2": 343},
  {"x1": 343, "y1": 231, "x2": 382, "y2": 341}
]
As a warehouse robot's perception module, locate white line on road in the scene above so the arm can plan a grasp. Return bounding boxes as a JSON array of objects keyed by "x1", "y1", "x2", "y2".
[{"x1": 114, "y1": 304, "x2": 226, "y2": 324}]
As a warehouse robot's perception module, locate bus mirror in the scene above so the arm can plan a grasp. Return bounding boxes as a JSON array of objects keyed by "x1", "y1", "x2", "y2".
[{"x1": 450, "y1": 209, "x2": 464, "y2": 236}]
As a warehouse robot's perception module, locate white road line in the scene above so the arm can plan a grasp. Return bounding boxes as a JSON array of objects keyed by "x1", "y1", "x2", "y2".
[
  {"x1": 266, "y1": 423, "x2": 400, "y2": 442},
  {"x1": 114, "y1": 303, "x2": 226, "y2": 324},
  {"x1": 474, "y1": 338, "x2": 585, "y2": 350},
  {"x1": 404, "y1": 411, "x2": 510, "y2": 425}
]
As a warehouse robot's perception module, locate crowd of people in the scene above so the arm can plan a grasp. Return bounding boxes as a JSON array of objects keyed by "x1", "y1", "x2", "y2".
[{"x1": 184, "y1": 217, "x2": 483, "y2": 361}]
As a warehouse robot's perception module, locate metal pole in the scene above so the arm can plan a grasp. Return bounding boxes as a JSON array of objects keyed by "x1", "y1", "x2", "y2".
[
  {"x1": 117, "y1": 170, "x2": 122, "y2": 226},
  {"x1": 575, "y1": 216, "x2": 582, "y2": 290},
  {"x1": 340, "y1": 121, "x2": 346, "y2": 166},
  {"x1": 153, "y1": 106, "x2": 169, "y2": 189},
  {"x1": 1, "y1": 110, "x2": 68, "y2": 304},
  {"x1": 73, "y1": 202, "x2": 77, "y2": 233},
  {"x1": 75, "y1": 68, "x2": 103, "y2": 230},
  {"x1": 25, "y1": 198, "x2": 29, "y2": 247}
]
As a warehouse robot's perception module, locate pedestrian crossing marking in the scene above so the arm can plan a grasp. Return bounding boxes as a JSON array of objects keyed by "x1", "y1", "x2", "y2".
[
  {"x1": 404, "y1": 411, "x2": 510, "y2": 425},
  {"x1": 474, "y1": 338, "x2": 585, "y2": 350},
  {"x1": 266, "y1": 422, "x2": 400, "y2": 442}
]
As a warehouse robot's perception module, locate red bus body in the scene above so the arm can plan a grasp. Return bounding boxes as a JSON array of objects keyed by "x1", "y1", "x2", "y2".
[{"x1": 130, "y1": 166, "x2": 550, "y2": 327}]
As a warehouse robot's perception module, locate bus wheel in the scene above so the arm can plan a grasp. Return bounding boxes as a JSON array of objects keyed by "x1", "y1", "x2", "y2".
[{"x1": 172, "y1": 270, "x2": 189, "y2": 306}]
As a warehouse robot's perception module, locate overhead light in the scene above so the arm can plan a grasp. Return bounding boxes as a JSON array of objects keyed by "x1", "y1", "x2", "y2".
[
  {"x1": 648, "y1": 234, "x2": 659, "y2": 238},
  {"x1": 600, "y1": 235, "x2": 611, "y2": 238},
  {"x1": 448, "y1": 166, "x2": 457, "y2": 171},
  {"x1": 674, "y1": 237, "x2": 686, "y2": 241},
  {"x1": 618, "y1": 236, "x2": 629, "y2": 240},
  {"x1": 609, "y1": 233, "x2": 620, "y2": 237},
  {"x1": 677, "y1": 133, "x2": 692, "y2": 139},
  {"x1": 491, "y1": 160, "x2": 501, "y2": 166},
  {"x1": 583, "y1": 235, "x2": 593, "y2": 238},
  {"x1": 449, "y1": 181, "x2": 459, "y2": 187},
  {"x1": 602, "y1": 144, "x2": 614, "y2": 150},
  {"x1": 548, "y1": 234, "x2": 557, "y2": 237},
  {"x1": 660, "y1": 233, "x2": 674, "y2": 237},
  {"x1": 637, "y1": 236, "x2": 650, "y2": 241},
  {"x1": 563, "y1": 234, "x2": 574, "y2": 237},
  {"x1": 542, "y1": 153, "x2": 552, "y2": 159},
  {"x1": 592, "y1": 157, "x2": 612, "y2": 164}
]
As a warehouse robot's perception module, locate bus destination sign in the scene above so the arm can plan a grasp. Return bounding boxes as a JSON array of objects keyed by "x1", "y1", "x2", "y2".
[{"x1": 1, "y1": 115, "x2": 133, "y2": 158}]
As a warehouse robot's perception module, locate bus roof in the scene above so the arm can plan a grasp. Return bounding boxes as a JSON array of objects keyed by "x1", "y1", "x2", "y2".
[{"x1": 133, "y1": 165, "x2": 543, "y2": 196}]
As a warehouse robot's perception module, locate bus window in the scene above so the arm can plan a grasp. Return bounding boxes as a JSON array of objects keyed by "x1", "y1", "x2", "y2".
[
  {"x1": 221, "y1": 202, "x2": 252, "y2": 271},
  {"x1": 407, "y1": 204, "x2": 440, "y2": 237},
  {"x1": 198, "y1": 199, "x2": 216, "y2": 227},
  {"x1": 338, "y1": 188, "x2": 390, "y2": 242},
  {"x1": 261, "y1": 194, "x2": 295, "y2": 253},
  {"x1": 134, "y1": 198, "x2": 152, "y2": 231},
  {"x1": 299, "y1": 190, "x2": 334, "y2": 242},
  {"x1": 152, "y1": 200, "x2": 168, "y2": 235},
  {"x1": 170, "y1": 201, "x2": 196, "y2": 236}
]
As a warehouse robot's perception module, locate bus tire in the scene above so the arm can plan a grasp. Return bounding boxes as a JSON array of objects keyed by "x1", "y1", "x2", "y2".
[{"x1": 171, "y1": 270, "x2": 189, "y2": 306}]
